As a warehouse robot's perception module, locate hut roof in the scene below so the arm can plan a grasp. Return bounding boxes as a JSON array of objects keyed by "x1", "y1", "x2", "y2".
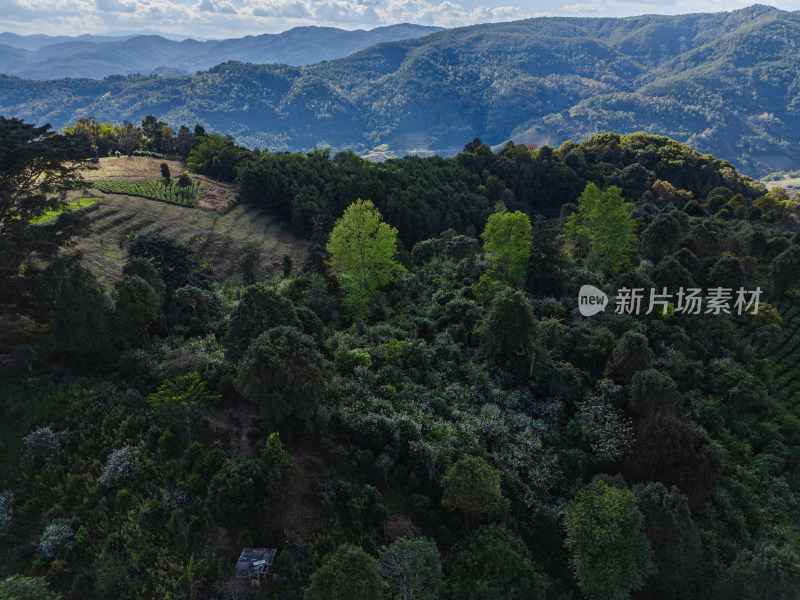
[{"x1": 235, "y1": 548, "x2": 277, "y2": 579}]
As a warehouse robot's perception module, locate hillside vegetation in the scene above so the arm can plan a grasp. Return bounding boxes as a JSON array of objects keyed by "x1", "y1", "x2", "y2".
[
  {"x1": 3, "y1": 6, "x2": 800, "y2": 173},
  {"x1": 1, "y1": 114, "x2": 800, "y2": 599}
]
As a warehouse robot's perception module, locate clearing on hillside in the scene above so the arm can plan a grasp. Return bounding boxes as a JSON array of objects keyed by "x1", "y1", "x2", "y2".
[
  {"x1": 71, "y1": 193, "x2": 308, "y2": 284},
  {"x1": 81, "y1": 156, "x2": 235, "y2": 213}
]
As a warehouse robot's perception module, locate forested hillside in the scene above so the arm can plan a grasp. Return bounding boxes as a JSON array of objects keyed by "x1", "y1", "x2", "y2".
[
  {"x1": 1, "y1": 116, "x2": 799, "y2": 599},
  {"x1": 3, "y1": 6, "x2": 800, "y2": 173}
]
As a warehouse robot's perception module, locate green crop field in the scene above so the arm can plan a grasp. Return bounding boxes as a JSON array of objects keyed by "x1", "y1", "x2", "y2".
[
  {"x1": 89, "y1": 179, "x2": 199, "y2": 207},
  {"x1": 71, "y1": 193, "x2": 308, "y2": 283},
  {"x1": 89, "y1": 179, "x2": 200, "y2": 207}
]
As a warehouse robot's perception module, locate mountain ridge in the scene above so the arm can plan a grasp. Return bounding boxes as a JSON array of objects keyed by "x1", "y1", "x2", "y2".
[{"x1": 2, "y1": 6, "x2": 800, "y2": 174}]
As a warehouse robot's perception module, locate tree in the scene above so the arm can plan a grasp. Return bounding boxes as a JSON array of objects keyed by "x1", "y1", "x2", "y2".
[
  {"x1": 480, "y1": 210, "x2": 532, "y2": 286},
  {"x1": 447, "y1": 523, "x2": 547, "y2": 600},
  {"x1": 566, "y1": 183, "x2": 637, "y2": 277},
  {"x1": 327, "y1": 199, "x2": 406, "y2": 318},
  {"x1": 113, "y1": 275, "x2": 159, "y2": 344},
  {"x1": 71, "y1": 116, "x2": 101, "y2": 159},
  {"x1": 160, "y1": 162, "x2": 171, "y2": 184},
  {"x1": 564, "y1": 480, "x2": 654, "y2": 600},
  {"x1": 708, "y1": 252, "x2": 744, "y2": 289},
  {"x1": 629, "y1": 369, "x2": 681, "y2": 417},
  {"x1": 207, "y1": 457, "x2": 268, "y2": 529},
  {"x1": 623, "y1": 414, "x2": 715, "y2": 510},
  {"x1": 441, "y1": 455, "x2": 502, "y2": 524},
  {"x1": 54, "y1": 264, "x2": 112, "y2": 359},
  {"x1": 378, "y1": 536, "x2": 443, "y2": 600},
  {"x1": 770, "y1": 245, "x2": 800, "y2": 294},
  {"x1": 0, "y1": 575, "x2": 61, "y2": 600},
  {"x1": 0, "y1": 117, "x2": 88, "y2": 315},
  {"x1": 127, "y1": 233, "x2": 195, "y2": 292},
  {"x1": 713, "y1": 543, "x2": 800, "y2": 600},
  {"x1": 478, "y1": 287, "x2": 538, "y2": 368},
  {"x1": 235, "y1": 326, "x2": 327, "y2": 428},
  {"x1": 114, "y1": 121, "x2": 144, "y2": 157},
  {"x1": 161, "y1": 125, "x2": 176, "y2": 154},
  {"x1": 633, "y1": 483, "x2": 701, "y2": 600},
  {"x1": 305, "y1": 544, "x2": 383, "y2": 600},
  {"x1": 611, "y1": 331, "x2": 653, "y2": 383},
  {"x1": 224, "y1": 282, "x2": 299, "y2": 362},
  {"x1": 639, "y1": 214, "x2": 682, "y2": 262}
]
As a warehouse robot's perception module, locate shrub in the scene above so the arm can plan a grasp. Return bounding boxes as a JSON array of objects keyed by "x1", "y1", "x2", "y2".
[
  {"x1": 99, "y1": 446, "x2": 143, "y2": 487},
  {"x1": 37, "y1": 518, "x2": 73, "y2": 558},
  {"x1": 21, "y1": 426, "x2": 67, "y2": 468}
]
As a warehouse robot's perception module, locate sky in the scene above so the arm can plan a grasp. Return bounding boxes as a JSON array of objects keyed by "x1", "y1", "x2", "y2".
[{"x1": 1, "y1": 0, "x2": 798, "y2": 39}]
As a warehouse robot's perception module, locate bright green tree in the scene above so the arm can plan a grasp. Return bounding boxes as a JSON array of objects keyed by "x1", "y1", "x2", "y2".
[
  {"x1": 305, "y1": 544, "x2": 383, "y2": 600},
  {"x1": 564, "y1": 480, "x2": 654, "y2": 600},
  {"x1": 441, "y1": 455, "x2": 502, "y2": 524},
  {"x1": 480, "y1": 210, "x2": 532, "y2": 286},
  {"x1": 378, "y1": 536, "x2": 443, "y2": 600},
  {"x1": 327, "y1": 199, "x2": 406, "y2": 318},
  {"x1": 566, "y1": 183, "x2": 637, "y2": 277}
]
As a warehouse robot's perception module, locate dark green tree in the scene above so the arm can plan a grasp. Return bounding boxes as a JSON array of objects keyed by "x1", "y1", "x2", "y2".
[
  {"x1": 564, "y1": 480, "x2": 654, "y2": 600},
  {"x1": 634, "y1": 483, "x2": 701, "y2": 600},
  {"x1": 770, "y1": 245, "x2": 800, "y2": 294},
  {"x1": 305, "y1": 545, "x2": 383, "y2": 600},
  {"x1": 206, "y1": 457, "x2": 267, "y2": 530},
  {"x1": 447, "y1": 523, "x2": 547, "y2": 600},
  {"x1": 441, "y1": 455, "x2": 502, "y2": 524},
  {"x1": 0, "y1": 117, "x2": 88, "y2": 316},
  {"x1": 224, "y1": 283, "x2": 299, "y2": 362},
  {"x1": 53, "y1": 264, "x2": 112, "y2": 359},
  {"x1": 113, "y1": 275, "x2": 159, "y2": 344},
  {"x1": 629, "y1": 369, "x2": 681, "y2": 417},
  {"x1": 478, "y1": 287, "x2": 538, "y2": 366},
  {"x1": 127, "y1": 234, "x2": 195, "y2": 292},
  {"x1": 611, "y1": 331, "x2": 653, "y2": 383},
  {"x1": 640, "y1": 214, "x2": 682, "y2": 262},
  {"x1": 235, "y1": 326, "x2": 327, "y2": 428}
]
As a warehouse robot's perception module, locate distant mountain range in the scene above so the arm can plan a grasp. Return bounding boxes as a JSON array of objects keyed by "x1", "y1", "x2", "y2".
[
  {"x1": 2, "y1": 5, "x2": 800, "y2": 175},
  {"x1": 0, "y1": 25, "x2": 442, "y2": 79}
]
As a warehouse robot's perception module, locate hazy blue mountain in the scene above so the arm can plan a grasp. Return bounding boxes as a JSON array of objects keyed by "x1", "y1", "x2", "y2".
[
  {"x1": 0, "y1": 24, "x2": 443, "y2": 80},
  {"x1": 2, "y1": 6, "x2": 799, "y2": 174}
]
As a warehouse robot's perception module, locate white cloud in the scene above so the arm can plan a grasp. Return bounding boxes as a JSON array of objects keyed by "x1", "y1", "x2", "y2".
[
  {"x1": 244, "y1": 0, "x2": 311, "y2": 18},
  {"x1": 196, "y1": 0, "x2": 238, "y2": 13},
  {"x1": 95, "y1": 0, "x2": 137, "y2": 12}
]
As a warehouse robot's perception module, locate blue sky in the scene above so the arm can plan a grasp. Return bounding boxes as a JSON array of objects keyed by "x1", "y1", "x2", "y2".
[{"x1": 1, "y1": 0, "x2": 798, "y2": 39}]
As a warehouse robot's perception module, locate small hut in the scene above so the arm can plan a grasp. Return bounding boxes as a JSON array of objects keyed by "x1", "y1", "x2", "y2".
[{"x1": 235, "y1": 548, "x2": 277, "y2": 587}]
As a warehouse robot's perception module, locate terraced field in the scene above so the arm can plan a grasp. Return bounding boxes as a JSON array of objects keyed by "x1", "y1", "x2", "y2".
[
  {"x1": 766, "y1": 296, "x2": 800, "y2": 411},
  {"x1": 740, "y1": 294, "x2": 800, "y2": 412},
  {"x1": 72, "y1": 193, "x2": 308, "y2": 284}
]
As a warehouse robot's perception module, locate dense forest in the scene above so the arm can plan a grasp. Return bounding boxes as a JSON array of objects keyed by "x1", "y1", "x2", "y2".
[
  {"x1": 4, "y1": 6, "x2": 800, "y2": 174},
  {"x1": 1, "y1": 114, "x2": 799, "y2": 599}
]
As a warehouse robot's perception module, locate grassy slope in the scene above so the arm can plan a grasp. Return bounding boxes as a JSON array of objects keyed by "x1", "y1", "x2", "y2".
[{"x1": 72, "y1": 157, "x2": 308, "y2": 283}]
